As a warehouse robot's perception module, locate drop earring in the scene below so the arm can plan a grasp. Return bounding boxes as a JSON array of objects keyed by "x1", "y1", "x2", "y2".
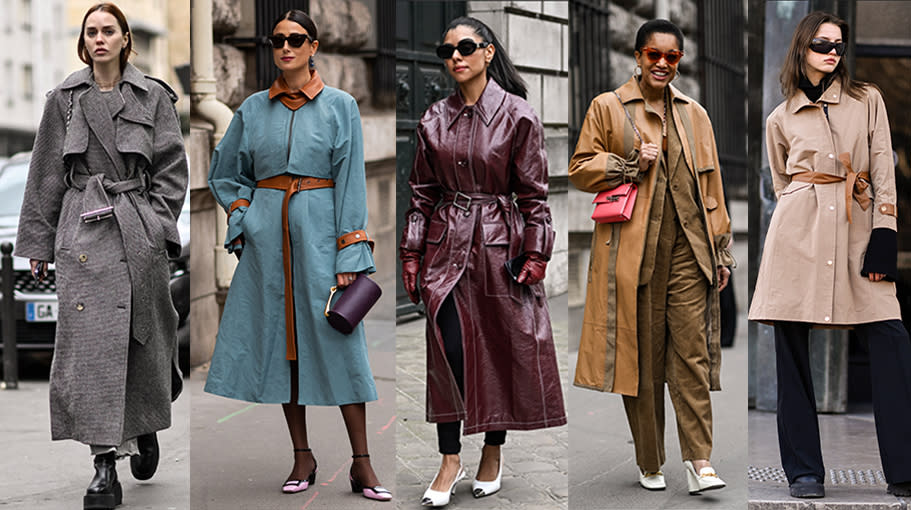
[
  {"x1": 309, "y1": 56, "x2": 315, "y2": 68},
  {"x1": 633, "y1": 65, "x2": 642, "y2": 78}
]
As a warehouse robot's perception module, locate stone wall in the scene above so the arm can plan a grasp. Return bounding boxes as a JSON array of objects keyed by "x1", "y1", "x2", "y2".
[
  {"x1": 467, "y1": 1, "x2": 570, "y2": 298},
  {"x1": 191, "y1": 0, "x2": 396, "y2": 368}
]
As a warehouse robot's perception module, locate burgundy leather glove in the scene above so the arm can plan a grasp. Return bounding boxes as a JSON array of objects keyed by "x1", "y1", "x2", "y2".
[
  {"x1": 400, "y1": 250, "x2": 422, "y2": 304},
  {"x1": 517, "y1": 252, "x2": 547, "y2": 286}
]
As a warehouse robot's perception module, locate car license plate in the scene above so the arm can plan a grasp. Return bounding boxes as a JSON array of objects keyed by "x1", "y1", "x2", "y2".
[{"x1": 26, "y1": 302, "x2": 58, "y2": 322}]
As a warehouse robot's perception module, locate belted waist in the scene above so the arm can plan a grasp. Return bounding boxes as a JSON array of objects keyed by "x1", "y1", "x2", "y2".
[
  {"x1": 256, "y1": 175, "x2": 334, "y2": 192},
  {"x1": 440, "y1": 190, "x2": 511, "y2": 212},
  {"x1": 255, "y1": 174, "x2": 334, "y2": 362},
  {"x1": 791, "y1": 168, "x2": 870, "y2": 223},
  {"x1": 68, "y1": 172, "x2": 147, "y2": 194}
]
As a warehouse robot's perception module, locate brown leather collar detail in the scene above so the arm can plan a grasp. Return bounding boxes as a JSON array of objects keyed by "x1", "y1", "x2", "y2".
[
  {"x1": 337, "y1": 229, "x2": 375, "y2": 252},
  {"x1": 268, "y1": 70, "x2": 325, "y2": 110},
  {"x1": 256, "y1": 175, "x2": 334, "y2": 360}
]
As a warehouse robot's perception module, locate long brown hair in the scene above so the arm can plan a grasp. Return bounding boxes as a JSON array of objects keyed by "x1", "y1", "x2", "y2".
[
  {"x1": 779, "y1": 11, "x2": 866, "y2": 101},
  {"x1": 77, "y1": 3, "x2": 133, "y2": 72}
]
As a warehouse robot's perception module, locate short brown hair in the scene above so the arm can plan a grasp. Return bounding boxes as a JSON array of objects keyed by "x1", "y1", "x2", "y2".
[
  {"x1": 779, "y1": 11, "x2": 867, "y2": 101},
  {"x1": 77, "y1": 3, "x2": 132, "y2": 72}
]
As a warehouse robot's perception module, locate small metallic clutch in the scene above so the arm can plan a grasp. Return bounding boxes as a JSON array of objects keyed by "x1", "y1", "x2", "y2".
[{"x1": 80, "y1": 205, "x2": 114, "y2": 223}]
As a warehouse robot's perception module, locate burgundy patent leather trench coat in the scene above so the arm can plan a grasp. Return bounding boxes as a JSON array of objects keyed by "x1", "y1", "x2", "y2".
[{"x1": 401, "y1": 80, "x2": 566, "y2": 435}]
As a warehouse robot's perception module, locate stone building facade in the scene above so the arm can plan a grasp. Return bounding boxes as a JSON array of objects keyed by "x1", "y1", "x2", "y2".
[
  {"x1": 190, "y1": 0, "x2": 396, "y2": 368},
  {"x1": 470, "y1": 1, "x2": 571, "y2": 298}
]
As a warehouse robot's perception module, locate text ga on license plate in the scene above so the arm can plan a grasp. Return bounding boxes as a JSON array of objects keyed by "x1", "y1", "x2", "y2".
[{"x1": 26, "y1": 302, "x2": 58, "y2": 322}]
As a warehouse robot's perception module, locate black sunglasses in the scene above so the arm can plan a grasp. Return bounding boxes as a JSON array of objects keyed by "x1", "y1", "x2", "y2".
[
  {"x1": 809, "y1": 38, "x2": 845, "y2": 56},
  {"x1": 436, "y1": 38, "x2": 489, "y2": 59},
  {"x1": 268, "y1": 33, "x2": 313, "y2": 48}
]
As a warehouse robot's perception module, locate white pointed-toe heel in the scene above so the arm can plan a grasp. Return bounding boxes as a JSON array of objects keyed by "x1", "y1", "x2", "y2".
[
  {"x1": 472, "y1": 453, "x2": 503, "y2": 498},
  {"x1": 638, "y1": 469, "x2": 666, "y2": 490},
  {"x1": 683, "y1": 460, "x2": 726, "y2": 494},
  {"x1": 421, "y1": 465, "x2": 466, "y2": 507}
]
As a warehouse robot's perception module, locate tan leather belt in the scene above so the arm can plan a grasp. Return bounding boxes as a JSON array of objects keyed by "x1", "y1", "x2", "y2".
[
  {"x1": 791, "y1": 154, "x2": 870, "y2": 223},
  {"x1": 257, "y1": 175, "x2": 335, "y2": 360}
]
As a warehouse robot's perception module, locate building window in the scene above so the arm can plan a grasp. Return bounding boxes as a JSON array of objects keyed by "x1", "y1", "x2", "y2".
[
  {"x1": 23, "y1": 64, "x2": 32, "y2": 102},
  {"x1": 20, "y1": 0, "x2": 31, "y2": 32}
]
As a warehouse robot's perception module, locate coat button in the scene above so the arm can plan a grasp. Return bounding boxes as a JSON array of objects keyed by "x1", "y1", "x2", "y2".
[
  {"x1": 355, "y1": 233, "x2": 361, "y2": 239},
  {"x1": 76, "y1": 303, "x2": 84, "y2": 311},
  {"x1": 828, "y1": 153, "x2": 834, "y2": 159},
  {"x1": 824, "y1": 316, "x2": 831, "y2": 322},
  {"x1": 881, "y1": 205, "x2": 888, "y2": 212},
  {"x1": 78, "y1": 254, "x2": 87, "y2": 263},
  {"x1": 457, "y1": 160, "x2": 467, "y2": 167},
  {"x1": 829, "y1": 205, "x2": 835, "y2": 211},
  {"x1": 826, "y1": 260, "x2": 833, "y2": 266}
]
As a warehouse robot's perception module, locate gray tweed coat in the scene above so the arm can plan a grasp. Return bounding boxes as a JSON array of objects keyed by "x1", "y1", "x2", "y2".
[{"x1": 14, "y1": 64, "x2": 187, "y2": 446}]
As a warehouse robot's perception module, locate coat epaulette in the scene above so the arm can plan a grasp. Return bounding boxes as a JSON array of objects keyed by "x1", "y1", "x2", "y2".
[{"x1": 145, "y1": 75, "x2": 179, "y2": 103}]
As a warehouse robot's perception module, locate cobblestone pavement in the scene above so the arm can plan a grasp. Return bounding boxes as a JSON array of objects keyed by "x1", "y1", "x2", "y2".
[
  {"x1": 0, "y1": 372, "x2": 190, "y2": 509},
  {"x1": 190, "y1": 319, "x2": 395, "y2": 510},
  {"x1": 395, "y1": 294, "x2": 570, "y2": 510}
]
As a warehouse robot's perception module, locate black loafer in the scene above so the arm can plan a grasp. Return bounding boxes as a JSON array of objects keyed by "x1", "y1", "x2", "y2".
[
  {"x1": 84, "y1": 452, "x2": 122, "y2": 509},
  {"x1": 130, "y1": 432, "x2": 159, "y2": 481},
  {"x1": 887, "y1": 481, "x2": 911, "y2": 497},
  {"x1": 789, "y1": 475, "x2": 824, "y2": 498}
]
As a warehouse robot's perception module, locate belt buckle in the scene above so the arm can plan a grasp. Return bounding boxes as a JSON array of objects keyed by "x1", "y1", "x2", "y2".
[{"x1": 453, "y1": 191, "x2": 472, "y2": 212}]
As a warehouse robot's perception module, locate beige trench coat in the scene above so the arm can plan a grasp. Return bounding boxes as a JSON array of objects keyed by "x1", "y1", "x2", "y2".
[
  {"x1": 570, "y1": 77, "x2": 733, "y2": 397},
  {"x1": 749, "y1": 80, "x2": 900, "y2": 325}
]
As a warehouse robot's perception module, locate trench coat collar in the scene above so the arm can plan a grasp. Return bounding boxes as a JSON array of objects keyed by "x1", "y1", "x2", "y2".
[
  {"x1": 446, "y1": 78, "x2": 506, "y2": 128},
  {"x1": 60, "y1": 63, "x2": 149, "y2": 92},
  {"x1": 614, "y1": 76, "x2": 692, "y2": 107},
  {"x1": 268, "y1": 70, "x2": 325, "y2": 110},
  {"x1": 788, "y1": 76, "x2": 843, "y2": 113}
]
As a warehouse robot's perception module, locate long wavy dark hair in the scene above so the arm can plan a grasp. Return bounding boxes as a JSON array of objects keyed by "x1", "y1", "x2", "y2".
[
  {"x1": 779, "y1": 11, "x2": 867, "y2": 100},
  {"x1": 442, "y1": 17, "x2": 527, "y2": 99}
]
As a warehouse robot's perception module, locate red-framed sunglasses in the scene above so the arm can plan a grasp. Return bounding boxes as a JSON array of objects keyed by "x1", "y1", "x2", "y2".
[{"x1": 640, "y1": 47, "x2": 684, "y2": 65}]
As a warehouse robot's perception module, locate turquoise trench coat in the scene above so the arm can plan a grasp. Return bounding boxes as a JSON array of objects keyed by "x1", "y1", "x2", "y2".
[{"x1": 205, "y1": 85, "x2": 377, "y2": 405}]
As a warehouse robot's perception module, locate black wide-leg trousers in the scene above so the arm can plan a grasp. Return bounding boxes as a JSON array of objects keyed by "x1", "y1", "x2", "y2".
[
  {"x1": 436, "y1": 293, "x2": 506, "y2": 455},
  {"x1": 775, "y1": 320, "x2": 911, "y2": 485}
]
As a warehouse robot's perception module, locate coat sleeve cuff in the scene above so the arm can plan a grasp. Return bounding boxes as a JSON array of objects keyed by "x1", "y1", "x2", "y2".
[
  {"x1": 604, "y1": 149, "x2": 641, "y2": 187},
  {"x1": 336, "y1": 241, "x2": 376, "y2": 275},
  {"x1": 714, "y1": 232, "x2": 736, "y2": 268},
  {"x1": 400, "y1": 210, "x2": 428, "y2": 254},
  {"x1": 224, "y1": 206, "x2": 247, "y2": 252},
  {"x1": 522, "y1": 224, "x2": 555, "y2": 259},
  {"x1": 861, "y1": 227, "x2": 897, "y2": 281}
]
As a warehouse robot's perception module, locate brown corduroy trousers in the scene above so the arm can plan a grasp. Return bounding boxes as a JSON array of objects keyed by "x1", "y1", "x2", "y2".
[{"x1": 622, "y1": 196, "x2": 714, "y2": 472}]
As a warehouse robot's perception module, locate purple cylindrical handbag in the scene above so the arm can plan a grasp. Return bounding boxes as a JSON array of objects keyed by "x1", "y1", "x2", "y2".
[{"x1": 324, "y1": 274, "x2": 382, "y2": 334}]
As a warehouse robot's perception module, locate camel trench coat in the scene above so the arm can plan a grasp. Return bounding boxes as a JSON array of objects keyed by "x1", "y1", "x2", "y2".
[
  {"x1": 15, "y1": 64, "x2": 187, "y2": 445},
  {"x1": 570, "y1": 77, "x2": 732, "y2": 397},
  {"x1": 749, "y1": 80, "x2": 900, "y2": 325}
]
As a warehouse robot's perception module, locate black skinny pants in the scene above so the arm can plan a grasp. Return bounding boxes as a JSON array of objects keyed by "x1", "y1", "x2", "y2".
[
  {"x1": 436, "y1": 293, "x2": 506, "y2": 455},
  {"x1": 775, "y1": 320, "x2": 911, "y2": 484}
]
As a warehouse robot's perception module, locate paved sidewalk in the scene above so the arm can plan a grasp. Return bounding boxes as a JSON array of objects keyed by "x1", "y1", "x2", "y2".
[
  {"x1": 748, "y1": 408, "x2": 911, "y2": 509},
  {"x1": 0, "y1": 376, "x2": 190, "y2": 509},
  {"x1": 395, "y1": 294, "x2": 570, "y2": 510},
  {"x1": 190, "y1": 319, "x2": 395, "y2": 510}
]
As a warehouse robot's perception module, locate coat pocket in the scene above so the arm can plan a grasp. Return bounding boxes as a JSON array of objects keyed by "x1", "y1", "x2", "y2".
[
  {"x1": 425, "y1": 219, "x2": 447, "y2": 245},
  {"x1": 482, "y1": 222, "x2": 511, "y2": 298},
  {"x1": 779, "y1": 181, "x2": 812, "y2": 198}
]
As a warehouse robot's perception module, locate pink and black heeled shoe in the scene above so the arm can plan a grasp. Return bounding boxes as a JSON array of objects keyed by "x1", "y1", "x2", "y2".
[
  {"x1": 281, "y1": 448, "x2": 317, "y2": 494},
  {"x1": 350, "y1": 454, "x2": 392, "y2": 501}
]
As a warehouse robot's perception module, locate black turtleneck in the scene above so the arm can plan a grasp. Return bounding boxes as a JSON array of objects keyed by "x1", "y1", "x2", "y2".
[{"x1": 798, "y1": 73, "x2": 826, "y2": 103}]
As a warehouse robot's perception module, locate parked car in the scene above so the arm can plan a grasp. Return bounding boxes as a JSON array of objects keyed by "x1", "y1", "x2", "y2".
[{"x1": 0, "y1": 152, "x2": 191, "y2": 374}]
